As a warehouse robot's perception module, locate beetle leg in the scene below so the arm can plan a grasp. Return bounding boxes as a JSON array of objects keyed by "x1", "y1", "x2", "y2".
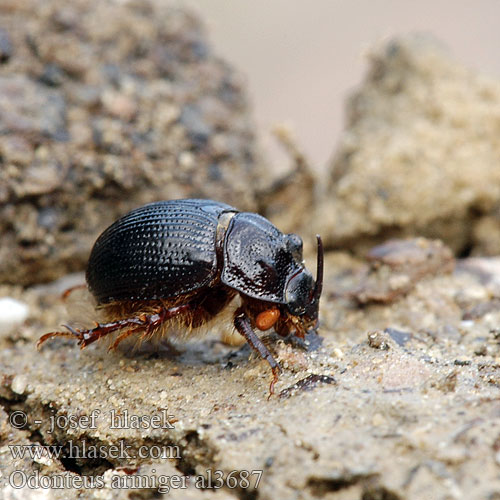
[
  {"x1": 137, "y1": 305, "x2": 189, "y2": 342},
  {"x1": 37, "y1": 325, "x2": 84, "y2": 347},
  {"x1": 38, "y1": 304, "x2": 191, "y2": 350},
  {"x1": 61, "y1": 283, "x2": 87, "y2": 301},
  {"x1": 37, "y1": 318, "x2": 144, "y2": 349},
  {"x1": 109, "y1": 325, "x2": 145, "y2": 351},
  {"x1": 234, "y1": 311, "x2": 281, "y2": 398}
]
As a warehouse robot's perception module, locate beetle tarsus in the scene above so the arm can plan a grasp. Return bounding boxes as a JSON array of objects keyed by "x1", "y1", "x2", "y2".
[
  {"x1": 36, "y1": 326, "x2": 81, "y2": 349},
  {"x1": 268, "y1": 365, "x2": 281, "y2": 400}
]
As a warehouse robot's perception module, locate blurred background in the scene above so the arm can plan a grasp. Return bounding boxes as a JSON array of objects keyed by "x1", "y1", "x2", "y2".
[
  {"x1": 2, "y1": 0, "x2": 500, "y2": 286},
  {"x1": 186, "y1": 0, "x2": 500, "y2": 172}
]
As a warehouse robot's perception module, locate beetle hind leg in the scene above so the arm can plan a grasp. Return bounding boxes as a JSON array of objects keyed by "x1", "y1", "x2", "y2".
[
  {"x1": 37, "y1": 318, "x2": 144, "y2": 350},
  {"x1": 108, "y1": 325, "x2": 145, "y2": 351},
  {"x1": 37, "y1": 304, "x2": 191, "y2": 350}
]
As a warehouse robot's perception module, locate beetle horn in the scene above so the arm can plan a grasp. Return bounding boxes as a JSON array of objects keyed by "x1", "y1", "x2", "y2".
[{"x1": 312, "y1": 235, "x2": 323, "y2": 303}]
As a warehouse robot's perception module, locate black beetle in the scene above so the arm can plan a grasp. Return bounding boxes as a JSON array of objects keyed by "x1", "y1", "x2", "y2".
[{"x1": 38, "y1": 199, "x2": 323, "y2": 394}]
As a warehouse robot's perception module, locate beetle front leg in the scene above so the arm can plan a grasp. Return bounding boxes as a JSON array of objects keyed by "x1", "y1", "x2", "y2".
[{"x1": 234, "y1": 311, "x2": 281, "y2": 398}]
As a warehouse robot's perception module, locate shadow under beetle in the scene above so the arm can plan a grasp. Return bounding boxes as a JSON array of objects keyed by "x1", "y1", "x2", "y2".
[{"x1": 38, "y1": 199, "x2": 323, "y2": 395}]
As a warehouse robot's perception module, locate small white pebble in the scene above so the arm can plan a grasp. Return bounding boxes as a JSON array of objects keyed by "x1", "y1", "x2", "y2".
[
  {"x1": 179, "y1": 151, "x2": 195, "y2": 168},
  {"x1": 0, "y1": 297, "x2": 29, "y2": 334},
  {"x1": 11, "y1": 374, "x2": 28, "y2": 395},
  {"x1": 33, "y1": 451, "x2": 53, "y2": 467},
  {"x1": 333, "y1": 348, "x2": 344, "y2": 359},
  {"x1": 460, "y1": 320, "x2": 474, "y2": 328}
]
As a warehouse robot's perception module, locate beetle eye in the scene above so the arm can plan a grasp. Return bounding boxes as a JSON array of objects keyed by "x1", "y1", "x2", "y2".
[
  {"x1": 286, "y1": 234, "x2": 303, "y2": 262},
  {"x1": 285, "y1": 270, "x2": 313, "y2": 316}
]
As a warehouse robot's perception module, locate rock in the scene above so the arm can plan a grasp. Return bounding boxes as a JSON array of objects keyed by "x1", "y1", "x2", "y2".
[
  {"x1": 315, "y1": 34, "x2": 500, "y2": 256},
  {"x1": 0, "y1": 75, "x2": 67, "y2": 140},
  {"x1": 0, "y1": 0, "x2": 265, "y2": 286},
  {"x1": 367, "y1": 330, "x2": 391, "y2": 350},
  {"x1": 350, "y1": 238, "x2": 455, "y2": 303}
]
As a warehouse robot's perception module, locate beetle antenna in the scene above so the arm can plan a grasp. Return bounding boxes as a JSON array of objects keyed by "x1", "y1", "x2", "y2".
[{"x1": 313, "y1": 235, "x2": 323, "y2": 302}]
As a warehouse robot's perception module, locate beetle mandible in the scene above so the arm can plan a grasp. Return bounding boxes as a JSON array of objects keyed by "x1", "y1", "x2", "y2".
[{"x1": 38, "y1": 199, "x2": 324, "y2": 395}]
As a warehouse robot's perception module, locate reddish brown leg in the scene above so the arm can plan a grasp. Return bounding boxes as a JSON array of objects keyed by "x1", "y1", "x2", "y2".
[
  {"x1": 109, "y1": 325, "x2": 145, "y2": 351},
  {"x1": 61, "y1": 284, "x2": 87, "y2": 301},
  {"x1": 234, "y1": 311, "x2": 281, "y2": 398},
  {"x1": 37, "y1": 304, "x2": 190, "y2": 350}
]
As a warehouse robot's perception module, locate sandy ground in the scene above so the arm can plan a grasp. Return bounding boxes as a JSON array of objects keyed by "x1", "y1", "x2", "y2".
[{"x1": 2, "y1": 241, "x2": 500, "y2": 499}]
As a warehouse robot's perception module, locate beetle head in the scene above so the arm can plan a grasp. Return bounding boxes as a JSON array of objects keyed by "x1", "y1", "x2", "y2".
[{"x1": 282, "y1": 235, "x2": 323, "y2": 335}]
